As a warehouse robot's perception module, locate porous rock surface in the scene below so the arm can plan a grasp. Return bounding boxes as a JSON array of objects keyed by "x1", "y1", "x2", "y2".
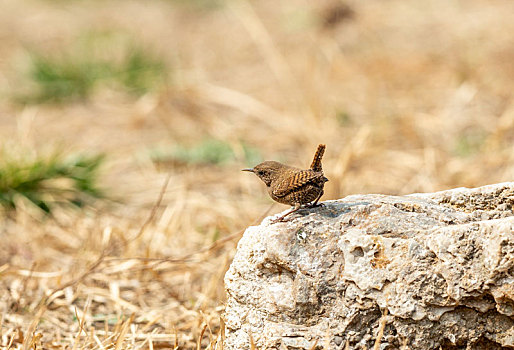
[{"x1": 224, "y1": 183, "x2": 514, "y2": 349}]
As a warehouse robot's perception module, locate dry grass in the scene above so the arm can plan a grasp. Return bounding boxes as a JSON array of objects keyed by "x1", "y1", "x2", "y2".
[{"x1": 1, "y1": 0, "x2": 514, "y2": 348}]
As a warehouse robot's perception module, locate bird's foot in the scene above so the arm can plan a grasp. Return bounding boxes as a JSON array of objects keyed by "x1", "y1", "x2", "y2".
[{"x1": 271, "y1": 216, "x2": 292, "y2": 224}]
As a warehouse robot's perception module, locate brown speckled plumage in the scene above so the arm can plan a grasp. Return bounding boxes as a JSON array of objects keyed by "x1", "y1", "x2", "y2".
[{"x1": 243, "y1": 144, "x2": 328, "y2": 222}]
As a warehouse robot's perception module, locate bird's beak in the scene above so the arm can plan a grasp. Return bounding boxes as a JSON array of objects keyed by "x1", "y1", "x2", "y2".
[{"x1": 241, "y1": 168, "x2": 254, "y2": 172}]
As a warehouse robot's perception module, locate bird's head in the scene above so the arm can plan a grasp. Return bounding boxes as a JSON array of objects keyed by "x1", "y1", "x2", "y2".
[{"x1": 242, "y1": 161, "x2": 286, "y2": 187}]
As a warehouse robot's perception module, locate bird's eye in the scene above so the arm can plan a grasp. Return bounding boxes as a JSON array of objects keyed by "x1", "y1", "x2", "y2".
[{"x1": 258, "y1": 171, "x2": 265, "y2": 176}]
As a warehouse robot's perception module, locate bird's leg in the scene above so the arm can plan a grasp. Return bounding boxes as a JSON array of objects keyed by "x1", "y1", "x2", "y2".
[
  {"x1": 272, "y1": 203, "x2": 302, "y2": 223},
  {"x1": 306, "y1": 190, "x2": 324, "y2": 208}
]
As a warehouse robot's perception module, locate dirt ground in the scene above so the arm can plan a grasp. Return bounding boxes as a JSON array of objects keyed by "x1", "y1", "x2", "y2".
[{"x1": 1, "y1": 0, "x2": 514, "y2": 348}]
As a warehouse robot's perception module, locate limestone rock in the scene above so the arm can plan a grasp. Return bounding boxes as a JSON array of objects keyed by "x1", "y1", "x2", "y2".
[{"x1": 224, "y1": 183, "x2": 514, "y2": 349}]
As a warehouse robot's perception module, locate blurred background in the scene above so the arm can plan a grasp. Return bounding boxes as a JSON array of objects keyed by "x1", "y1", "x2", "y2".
[{"x1": 1, "y1": 0, "x2": 514, "y2": 348}]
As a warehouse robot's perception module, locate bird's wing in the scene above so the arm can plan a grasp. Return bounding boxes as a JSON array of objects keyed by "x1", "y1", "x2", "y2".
[{"x1": 272, "y1": 170, "x2": 323, "y2": 198}]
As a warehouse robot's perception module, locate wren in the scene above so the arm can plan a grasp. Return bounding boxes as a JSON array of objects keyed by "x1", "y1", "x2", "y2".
[{"x1": 243, "y1": 144, "x2": 328, "y2": 222}]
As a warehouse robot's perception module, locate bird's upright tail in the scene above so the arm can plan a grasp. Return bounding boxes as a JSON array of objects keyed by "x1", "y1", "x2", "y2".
[{"x1": 310, "y1": 144, "x2": 326, "y2": 172}]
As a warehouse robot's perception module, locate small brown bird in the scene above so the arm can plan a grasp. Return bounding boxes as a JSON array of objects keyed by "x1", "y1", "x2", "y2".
[{"x1": 243, "y1": 144, "x2": 328, "y2": 222}]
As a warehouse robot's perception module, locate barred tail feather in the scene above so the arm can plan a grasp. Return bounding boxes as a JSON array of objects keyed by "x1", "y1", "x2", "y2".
[{"x1": 310, "y1": 144, "x2": 326, "y2": 172}]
